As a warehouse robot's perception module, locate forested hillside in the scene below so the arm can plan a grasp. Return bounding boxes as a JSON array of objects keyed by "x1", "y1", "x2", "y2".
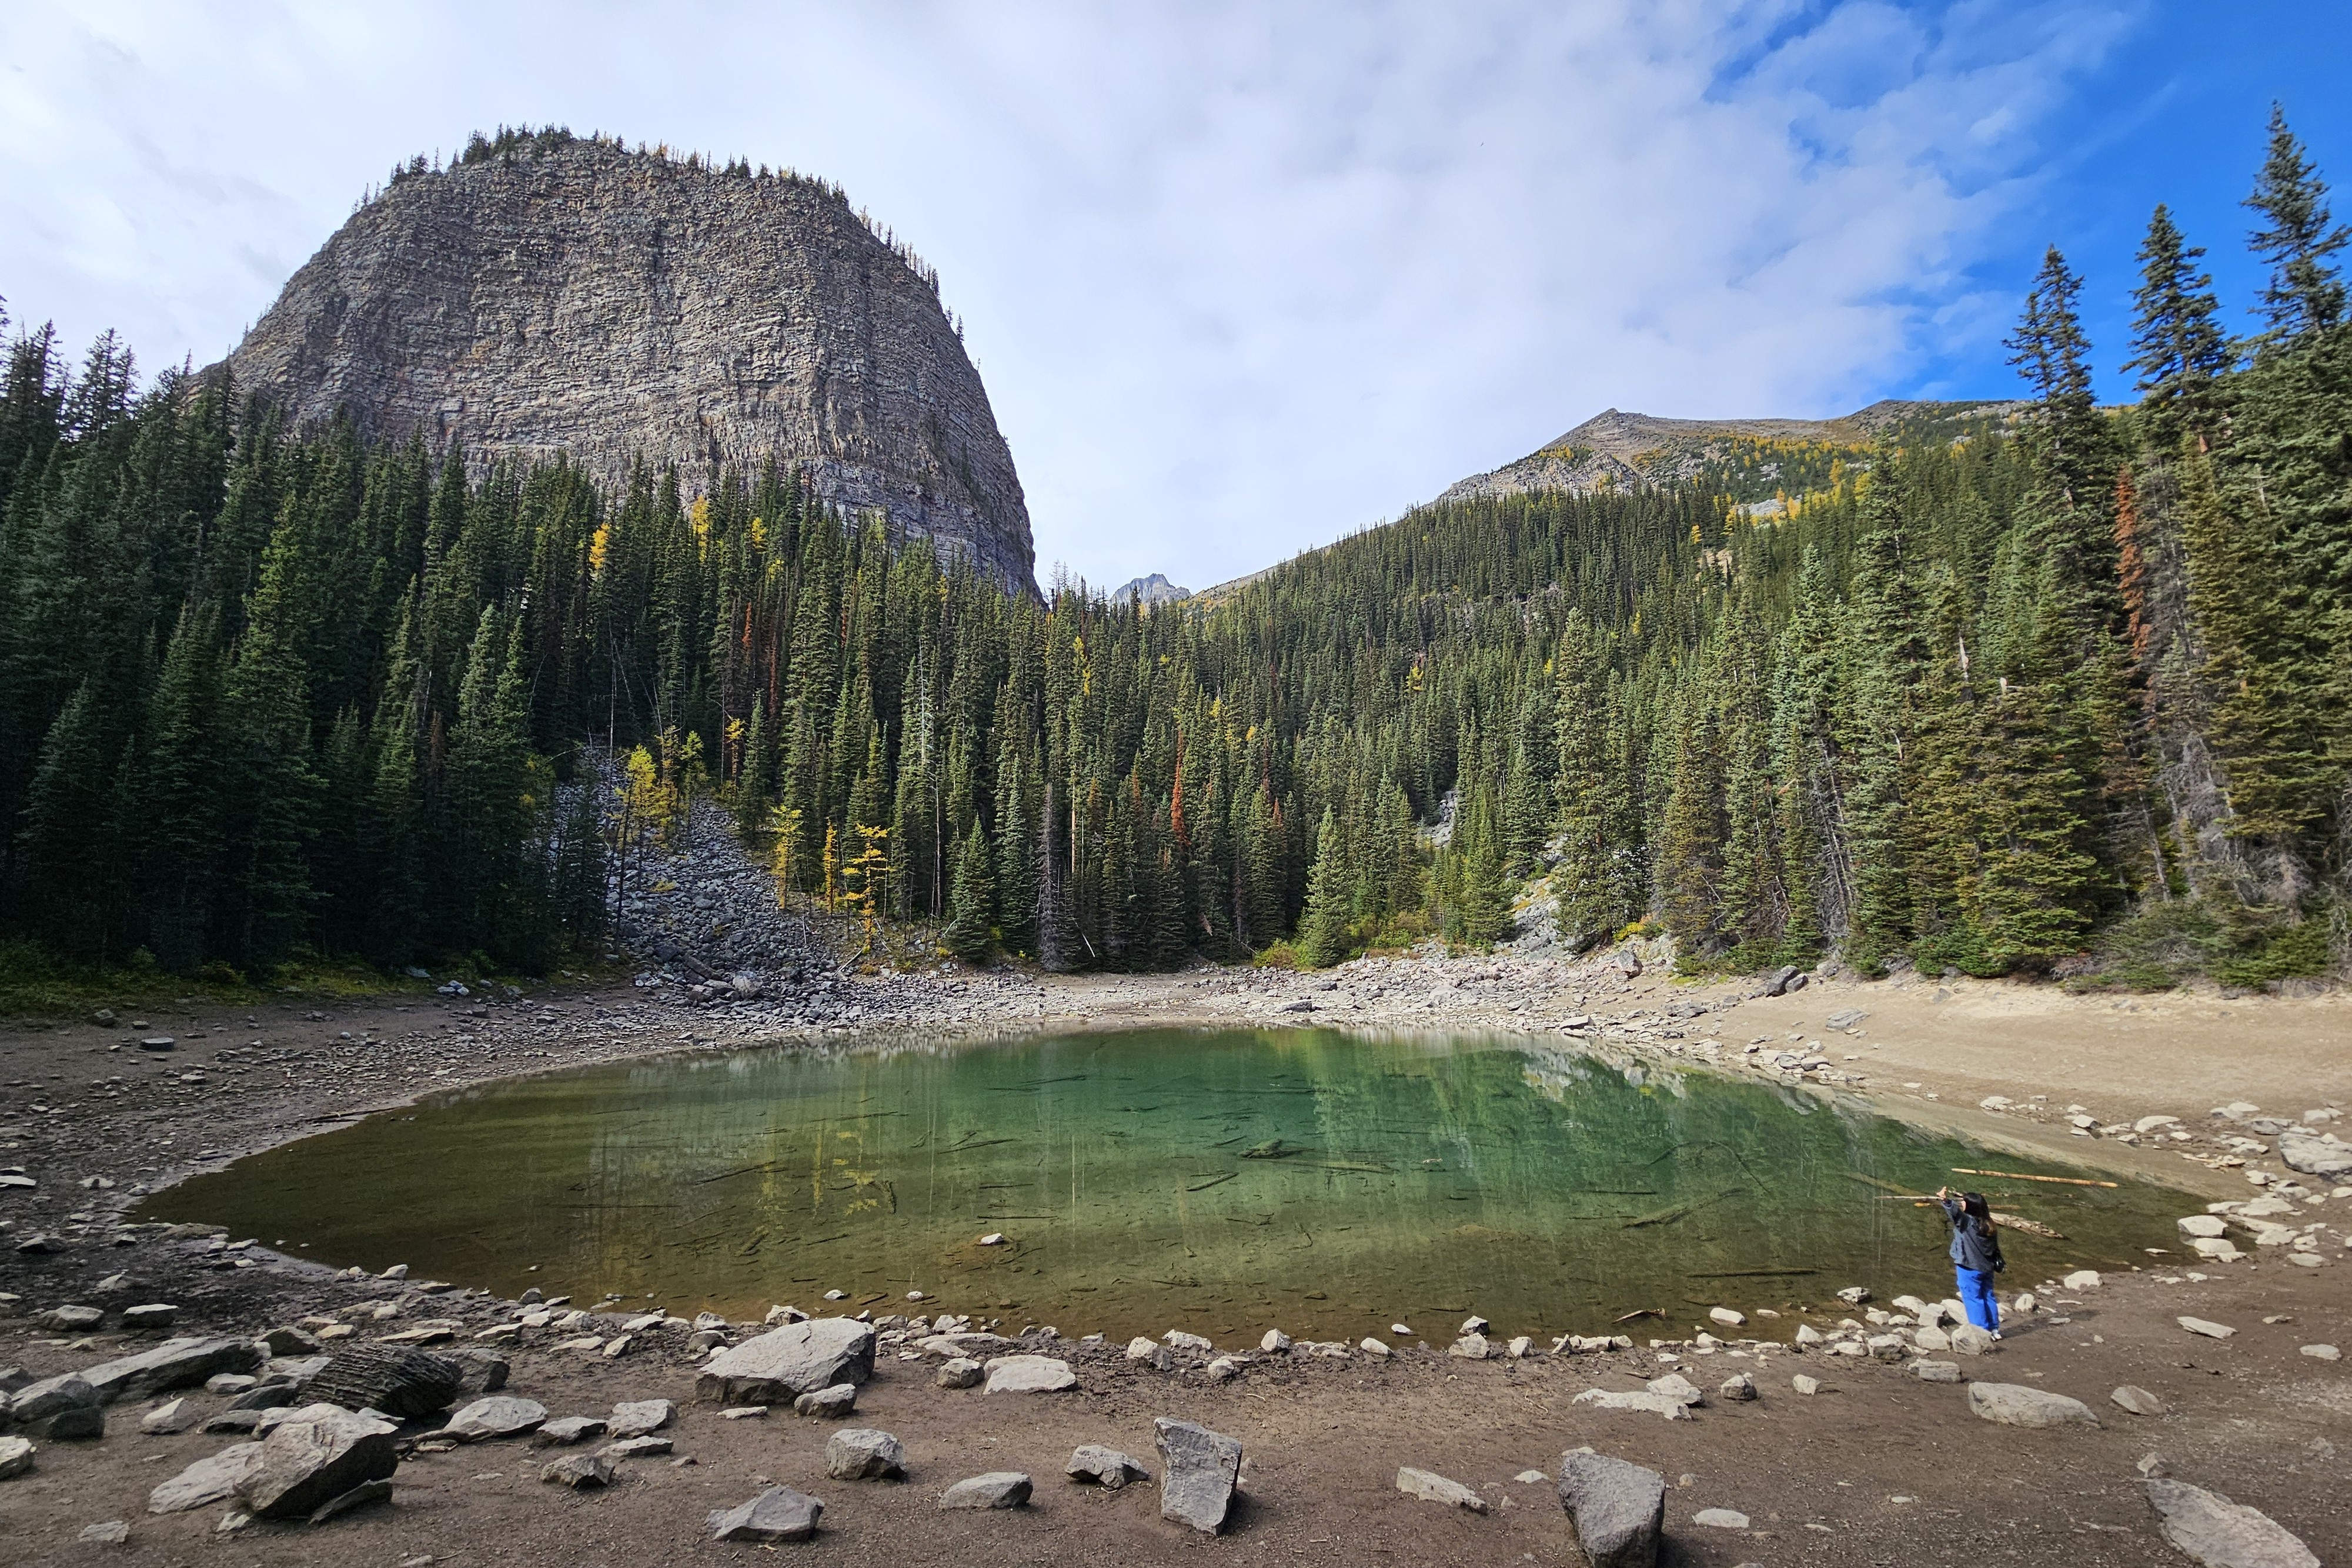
[{"x1": 0, "y1": 111, "x2": 2344, "y2": 988}]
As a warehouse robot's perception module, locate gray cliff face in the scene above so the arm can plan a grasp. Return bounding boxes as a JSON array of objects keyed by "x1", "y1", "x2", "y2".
[{"x1": 223, "y1": 142, "x2": 1035, "y2": 594}]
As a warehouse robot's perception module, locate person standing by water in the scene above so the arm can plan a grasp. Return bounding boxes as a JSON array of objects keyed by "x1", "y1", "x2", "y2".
[{"x1": 1936, "y1": 1185, "x2": 2004, "y2": 1336}]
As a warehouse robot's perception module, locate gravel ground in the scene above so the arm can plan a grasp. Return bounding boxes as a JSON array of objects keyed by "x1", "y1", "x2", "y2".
[{"x1": 1, "y1": 816, "x2": 2348, "y2": 1564}]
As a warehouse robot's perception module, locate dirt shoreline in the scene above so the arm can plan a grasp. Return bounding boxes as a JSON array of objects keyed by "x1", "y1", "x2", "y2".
[{"x1": 2, "y1": 956, "x2": 2348, "y2": 1565}]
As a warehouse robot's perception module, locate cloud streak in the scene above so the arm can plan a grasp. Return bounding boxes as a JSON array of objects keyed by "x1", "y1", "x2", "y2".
[{"x1": 0, "y1": 0, "x2": 2137, "y2": 587}]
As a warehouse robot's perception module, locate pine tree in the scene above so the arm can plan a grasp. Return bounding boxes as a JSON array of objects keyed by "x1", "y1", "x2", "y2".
[
  {"x1": 1297, "y1": 807, "x2": 1351, "y2": 967},
  {"x1": 2245, "y1": 105, "x2": 2349, "y2": 343},
  {"x1": 2123, "y1": 205, "x2": 2232, "y2": 446},
  {"x1": 940, "y1": 820, "x2": 994, "y2": 962}
]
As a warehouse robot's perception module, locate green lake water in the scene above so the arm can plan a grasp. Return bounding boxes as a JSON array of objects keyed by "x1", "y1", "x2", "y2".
[{"x1": 141, "y1": 1028, "x2": 2191, "y2": 1340}]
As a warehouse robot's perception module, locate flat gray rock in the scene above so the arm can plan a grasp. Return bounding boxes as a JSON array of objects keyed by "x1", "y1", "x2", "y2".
[
  {"x1": 0, "y1": 1434, "x2": 34, "y2": 1481},
  {"x1": 80, "y1": 1336, "x2": 263, "y2": 1405},
  {"x1": 1155, "y1": 1417, "x2": 1242, "y2": 1534},
  {"x1": 2278, "y1": 1132, "x2": 2352, "y2": 1180},
  {"x1": 235, "y1": 1404, "x2": 400, "y2": 1520},
  {"x1": 1967, "y1": 1383, "x2": 2099, "y2": 1429},
  {"x1": 1397, "y1": 1466, "x2": 1488, "y2": 1512},
  {"x1": 1571, "y1": 1389, "x2": 1689, "y2": 1420},
  {"x1": 983, "y1": 1355, "x2": 1077, "y2": 1393},
  {"x1": 532, "y1": 1416, "x2": 608, "y2": 1446},
  {"x1": 697, "y1": 1319, "x2": 874, "y2": 1405},
  {"x1": 793, "y1": 1383, "x2": 857, "y2": 1419},
  {"x1": 607, "y1": 1398, "x2": 673, "y2": 1438},
  {"x1": 8, "y1": 1372, "x2": 99, "y2": 1424},
  {"x1": 78, "y1": 1519, "x2": 131, "y2": 1543},
  {"x1": 2113, "y1": 1385, "x2": 2167, "y2": 1416},
  {"x1": 149, "y1": 1442, "x2": 265, "y2": 1512},
  {"x1": 709, "y1": 1486, "x2": 824, "y2": 1542},
  {"x1": 1067, "y1": 1444, "x2": 1149, "y2": 1489},
  {"x1": 826, "y1": 1427, "x2": 905, "y2": 1480},
  {"x1": 307, "y1": 1476, "x2": 392, "y2": 1524},
  {"x1": 2146, "y1": 1477, "x2": 2318, "y2": 1567},
  {"x1": 600, "y1": 1435, "x2": 673, "y2": 1460},
  {"x1": 1557, "y1": 1450, "x2": 1665, "y2": 1568},
  {"x1": 935, "y1": 1357, "x2": 984, "y2": 1389},
  {"x1": 442, "y1": 1395, "x2": 548, "y2": 1442},
  {"x1": 939, "y1": 1471, "x2": 1032, "y2": 1509}
]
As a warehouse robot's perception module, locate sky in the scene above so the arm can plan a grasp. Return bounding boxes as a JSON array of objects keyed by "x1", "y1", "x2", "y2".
[{"x1": 2, "y1": 2, "x2": 2346, "y2": 592}]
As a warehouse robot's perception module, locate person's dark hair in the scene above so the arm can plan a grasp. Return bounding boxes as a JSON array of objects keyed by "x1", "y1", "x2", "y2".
[{"x1": 1961, "y1": 1191, "x2": 1991, "y2": 1222}]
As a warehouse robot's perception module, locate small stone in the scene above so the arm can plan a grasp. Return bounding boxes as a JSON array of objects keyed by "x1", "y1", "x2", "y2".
[
  {"x1": 1259, "y1": 1329, "x2": 1291, "y2": 1353},
  {"x1": 1950, "y1": 1325, "x2": 1997, "y2": 1356},
  {"x1": 308, "y1": 1477, "x2": 393, "y2": 1523},
  {"x1": 826, "y1": 1427, "x2": 905, "y2": 1480},
  {"x1": 983, "y1": 1355, "x2": 1076, "y2": 1393},
  {"x1": 1694, "y1": 1507, "x2": 1750, "y2": 1529},
  {"x1": 1792, "y1": 1374, "x2": 1821, "y2": 1396},
  {"x1": 38, "y1": 1303, "x2": 105, "y2": 1332},
  {"x1": 2062, "y1": 1270, "x2": 2101, "y2": 1290},
  {"x1": 2179, "y1": 1316, "x2": 2235, "y2": 1340},
  {"x1": 1397, "y1": 1466, "x2": 1488, "y2": 1512},
  {"x1": 708, "y1": 1486, "x2": 823, "y2": 1542},
  {"x1": 1163, "y1": 1329, "x2": 1212, "y2": 1352},
  {"x1": 121, "y1": 1303, "x2": 179, "y2": 1333},
  {"x1": 78, "y1": 1520, "x2": 131, "y2": 1544},
  {"x1": 142, "y1": 1398, "x2": 197, "y2": 1435},
  {"x1": 607, "y1": 1398, "x2": 673, "y2": 1438},
  {"x1": 0, "y1": 1435, "x2": 34, "y2": 1481},
  {"x1": 938, "y1": 1471, "x2": 1032, "y2": 1510},
  {"x1": 441, "y1": 1396, "x2": 547, "y2": 1442},
  {"x1": 540, "y1": 1451, "x2": 615, "y2": 1489},
  {"x1": 531, "y1": 1416, "x2": 608, "y2": 1446},
  {"x1": 600, "y1": 1435, "x2": 673, "y2": 1460},
  {"x1": 1718, "y1": 1372, "x2": 1757, "y2": 1400},
  {"x1": 1914, "y1": 1360, "x2": 1962, "y2": 1383},
  {"x1": 1708, "y1": 1306, "x2": 1745, "y2": 1328},
  {"x1": 1359, "y1": 1337, "x2": 1391, "y2": 1358},
  {"x1": 1067, "y1": 1445, "x2": 1149, "y2": 1489},
  {"x1": 935, "y1": 1358, "x2": 984, "y2": 1389},
  {"x1": 793, "y1": 1383, "x2": 857, "y2": 1419},
  {"x1": 721, "y1": 1405, "x2": 769, "y2": 1419},
  {"x1": 1448, "y1": 1333, "x2": 1491, "y2": 1359},
  {"x1": 2300, "y1": 1345, "x2": 2340, "y2": 1361}
]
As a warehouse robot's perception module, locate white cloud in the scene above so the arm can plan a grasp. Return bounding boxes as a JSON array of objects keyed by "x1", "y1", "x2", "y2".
[{"x1": 0, "y1": 0, "x2": 2135, "y2": 588}]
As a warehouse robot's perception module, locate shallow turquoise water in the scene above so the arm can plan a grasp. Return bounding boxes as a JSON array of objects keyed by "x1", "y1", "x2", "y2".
[{"x1": 142, "y1": 1028, "x2": 2189, "y2": 1340}]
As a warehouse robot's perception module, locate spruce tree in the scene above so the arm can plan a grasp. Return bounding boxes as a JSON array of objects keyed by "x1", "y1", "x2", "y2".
[
  {"x1": 2123, "y1": 205, "x2": 2232, "y2": 446},
  {"x1": 940, "y1": 820, "x2": 994, "y2": 962},
  {"x1": 1297, "y1": 807, "x2": 1351, "y2": 967}
]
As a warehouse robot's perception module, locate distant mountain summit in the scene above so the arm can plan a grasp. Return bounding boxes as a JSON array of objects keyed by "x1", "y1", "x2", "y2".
[
  {"x1": 222, "y1": 129, "x2": 1036, "y2": 593},
  {"x1": 1436, "y1": 399, "x2": 2024, "y2": 507},
  {"x1": 1114, "y1": 573, "x2": 1191, "y2": 606}
]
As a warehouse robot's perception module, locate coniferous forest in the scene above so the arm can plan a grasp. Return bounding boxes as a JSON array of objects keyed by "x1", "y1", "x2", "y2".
[{"x1": 1, "y1": 111, "x2": 2346, "y2": 990}]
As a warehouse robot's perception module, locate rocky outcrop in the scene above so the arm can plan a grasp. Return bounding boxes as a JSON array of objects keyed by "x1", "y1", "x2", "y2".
[{"x1": 223, "y1": 134, "x2": 1035, "y2": 593}]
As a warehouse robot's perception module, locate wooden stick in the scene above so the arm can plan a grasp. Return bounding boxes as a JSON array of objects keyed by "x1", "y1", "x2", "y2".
[{"x1": 1951, "y1": 1167, "x2": 2117, "y2": 1188}]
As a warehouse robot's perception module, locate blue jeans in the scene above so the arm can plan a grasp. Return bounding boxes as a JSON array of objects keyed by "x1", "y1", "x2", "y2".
[{"x1": 1957, "y1": 1267, "x2": 2000, "y2": 1331}]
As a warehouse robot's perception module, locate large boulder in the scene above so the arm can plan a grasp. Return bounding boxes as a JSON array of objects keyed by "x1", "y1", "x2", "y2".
[
  {"x1": 1155, "y1": 1417, "x2": 1242, "y2": 1535},
  {"x1": 1967, "y1": 1383, "x2": 2099, "y2": 1429},
  {"x1": 2278, "y1": 1133, "x2": 2352, "y2": 1181},
  {"x1": 148, "y1": 1442, "x2": 266, "y2": 1513},
  {"x1": 233, "y1": 1404, "x2": 400, "y2": 1520},
  {"x1": 709, "y1": 1486, "x2": 823, "y2": 1542},
  {"x1": 79, "y1": 1336, "x2": 263, "y2": 1405},
  {"x1": 302, "y1": 1345, "x2": 465, "y2": 1421},
  {"x1": 1557, "y1": 1450, "x2": 1666, "y2": 1568},
  {"x1": 2145, "y1": 1478, "x2": 2318, "y2": 1568},
  {"x1": 697, "y1": 1319, "x2": 874, "y2": 1405}
]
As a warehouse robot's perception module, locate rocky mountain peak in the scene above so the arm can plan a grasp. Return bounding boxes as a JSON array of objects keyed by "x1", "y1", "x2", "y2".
[{"x1": 222, "y1": 131, "x2": 1035, "y2": 593}]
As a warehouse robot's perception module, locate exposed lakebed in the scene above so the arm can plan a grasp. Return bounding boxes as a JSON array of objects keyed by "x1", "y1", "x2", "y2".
[{"x1": 142, "y1": 1028, "x2": 2190, "y2": 1339}]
